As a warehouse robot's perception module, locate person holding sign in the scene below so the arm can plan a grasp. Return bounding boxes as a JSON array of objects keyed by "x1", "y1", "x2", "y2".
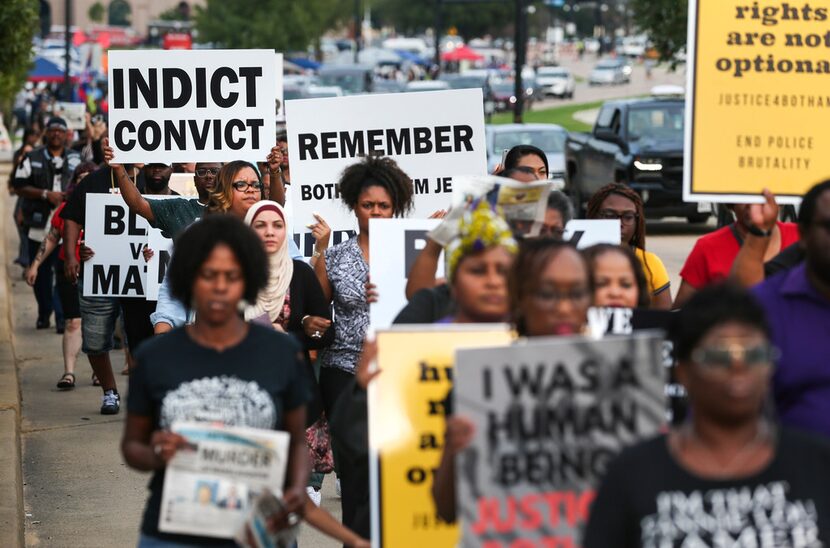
[
  {"x1": 585, "y1": 284, "x2": 830, "y2": 547},
  {"x1": 587, "y1": 183, "x2": 672, "y2": 310},
  {"x1": 582, "y1": 243, "x2": 651, "y2": 309},
  {"x1": 123, "y1": 215, "x2": 310, "y2": 547},
  {"x1": 314, "y1": 155, "x2": 414, "y2": 531}
]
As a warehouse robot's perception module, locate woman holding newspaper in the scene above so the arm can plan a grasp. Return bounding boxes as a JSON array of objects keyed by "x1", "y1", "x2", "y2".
[{"x1": 122, "y1": 215, "x2": 310, "y2": 547}]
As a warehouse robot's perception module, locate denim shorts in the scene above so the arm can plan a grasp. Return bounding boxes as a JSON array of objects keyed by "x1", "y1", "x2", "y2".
[{"x1": 78, "y1": 285, "x2": 120, "y2": 355}]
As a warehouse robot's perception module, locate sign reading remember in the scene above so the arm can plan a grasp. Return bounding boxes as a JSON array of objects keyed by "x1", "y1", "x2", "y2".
[
  {"x1": 285, "y1": 89, "x2": 487, "y2": 256},
  {"x1": 685, "y1": 0, "x2": 830, "y2": 203},
  {"x1": 108, "y1": 49, "x2": 279, "y2": 164}
]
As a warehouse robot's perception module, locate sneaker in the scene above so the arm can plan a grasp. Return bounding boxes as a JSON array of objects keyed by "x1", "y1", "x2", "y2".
[
  {"x1": 36, "y1": 319, "x2": 50, "y2": 330},
  {"x1": 335, "y1": 478, "x2": 341, "y2": 498},
  {"x1": 100, "y1": 390, "x2": 120, "y2": 415},
  {"x1": 306, "y1": 486, "x2": 321, "y2": 507}
]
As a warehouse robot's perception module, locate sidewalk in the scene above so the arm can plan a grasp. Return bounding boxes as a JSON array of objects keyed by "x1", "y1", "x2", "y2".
[
  {"x1": 0, "y1": 164, "x2": 23, "y2": 547},
  {"x1": 1, "y1": 161, "x2": 341, "y2": 547}
]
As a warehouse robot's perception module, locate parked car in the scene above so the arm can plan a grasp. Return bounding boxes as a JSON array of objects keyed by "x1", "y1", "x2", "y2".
[
  {"x1": 589, "y1": 59, "x2": 630, "y2": 86},
  {"x1": 304, "y1": 85, "x2": 343, "y2": 98},
  {"x1": 564, "y1": 94, "x2": 708, "y2": 221},
  {"x1": 404, "y1": 80, "x2": 451, "y2": 93},
  {"x1": 372, "y1": 79, "x2": 405, "y2": 94},
  {"x1": 317, "y1": 65, "x2": 374, "y2": 94},
  {"x1": 486, "y1": 123, "x2": 568, "y2": 190},
  {"x1": 439, "y1": 72, "x2": 495, "y2": 115},
  {"x1": 535, "y1": 66, "x2": 575, "y2": 98}
]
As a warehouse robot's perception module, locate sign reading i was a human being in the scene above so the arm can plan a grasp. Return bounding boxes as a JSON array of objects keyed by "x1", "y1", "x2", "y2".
[
  {"x1": 453, "y1": 333, "x2": 665, "y2": 547},
  {"x1": 107, "y1": 49, "x2": 280, "y2": 164},
  {"x1": 685, "y1": 0, "x2": 830, "y2": 204},
  {"x1": 369, "y1": 326, "x2": 513, "y2": 548},
  {"x1": 83, "y1": 194, "x2": 173, "y2": 298},
  {"x1": 285, "y1": 89, "x2": 488, "y2": 256}
]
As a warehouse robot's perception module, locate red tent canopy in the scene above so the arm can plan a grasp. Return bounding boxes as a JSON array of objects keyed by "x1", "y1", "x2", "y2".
[{"x1": 441, "y1": 45, "x2": 484, "y2": 62}]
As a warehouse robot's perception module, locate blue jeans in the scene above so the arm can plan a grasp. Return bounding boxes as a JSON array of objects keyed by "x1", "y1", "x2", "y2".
[
  {"x1": 137, "y1": 534, "x2": 237, "y2": 547},
  {"x1": 78, "y1": 285, "x2": 120, "y2": 355},
  {"x1": 28, "y1": 238, "x2": 62, "y2": 325}
]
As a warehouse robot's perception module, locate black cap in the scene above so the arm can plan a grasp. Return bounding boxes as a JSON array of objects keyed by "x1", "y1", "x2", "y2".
[
  {"x1": 145, "y1": 162, "x2": 171, "y2": 168},
  {"x1": 46, "y1": 117, "x2": 68, "y2": 130}
]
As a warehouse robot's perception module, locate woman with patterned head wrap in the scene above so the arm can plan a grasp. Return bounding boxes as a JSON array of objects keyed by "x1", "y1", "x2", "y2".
[{"x1": 442, "y1": 201, "x2": 518, "y2": 324}]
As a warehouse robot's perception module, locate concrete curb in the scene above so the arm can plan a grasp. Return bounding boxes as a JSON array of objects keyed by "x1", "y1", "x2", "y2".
[{"x1": 0, "y1": 160, "x2": 24, "y2": 548}]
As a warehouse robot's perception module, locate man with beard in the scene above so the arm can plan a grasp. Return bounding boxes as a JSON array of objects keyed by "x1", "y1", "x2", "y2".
[
  {"x1": 14, "y1": 117, "x2": 81, "y2": 331},
  {"x1": 752, "y1": 180, "x2": 830, "y2": 440}
]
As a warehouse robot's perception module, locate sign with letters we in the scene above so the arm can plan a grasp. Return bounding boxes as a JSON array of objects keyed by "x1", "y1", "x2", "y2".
[
  {"x1": 285, "y1": 89, "x2": 488, "y2": 257},
  {"x1": 107, "y1": 49, "x2": 281, "y2": 164}
]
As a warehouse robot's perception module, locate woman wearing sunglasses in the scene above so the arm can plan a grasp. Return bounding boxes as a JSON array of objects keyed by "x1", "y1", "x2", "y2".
[{"x1": 584, "y1": 283, "x2": 830, "y2": 547}]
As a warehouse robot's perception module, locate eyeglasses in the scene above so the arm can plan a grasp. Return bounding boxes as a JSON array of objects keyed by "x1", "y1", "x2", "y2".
[
  {"x1": 598, "y1": 209, "x2": 639, "y2": 225},
  {"x1": 195, "y1": 168, "x2": 220, "y2": 177},
  {"x1": 691, "y1": 343, "x2": 778, "y2": 371},
  {"x1": 532, "y1": 287, "x2": 590, "y2": 308},
  {"x1": 232, "y1": 180, "x2": 263, "y2": 192}
]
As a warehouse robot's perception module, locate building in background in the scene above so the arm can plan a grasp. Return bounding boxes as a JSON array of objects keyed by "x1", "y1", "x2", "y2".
[{"x1": 47, "y1": 0, "x2": 204, "y2": 37}]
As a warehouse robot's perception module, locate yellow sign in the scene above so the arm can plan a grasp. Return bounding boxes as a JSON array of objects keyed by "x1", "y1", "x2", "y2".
[
  {"x1": 370, "y1": 326, "x2": 513, "y2": 548},
  {"x1": 686, "y1": 0, "x2": 830, "y2": 203}
]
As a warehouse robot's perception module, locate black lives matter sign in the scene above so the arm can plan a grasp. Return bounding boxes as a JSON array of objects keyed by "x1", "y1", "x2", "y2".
[
  {"x1": 107, "y1": 49, "x2": 279, "y2": 164},
  {"x1": 454, "y1": 334, "x2": 665, "y2": 547}
]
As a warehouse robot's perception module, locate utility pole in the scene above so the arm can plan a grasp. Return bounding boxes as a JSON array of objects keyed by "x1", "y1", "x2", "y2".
[
  {"x1": 513, "y1": 0, "x2": 527, "y2": 123},
  {"x1": 435, "y1": 0, "x2": 443, "y2": 71},
  {"x1": 354, "y1": 0, "x2": 362, "y2": 64},
  {"x1": 63, "y1": 0, "x2": 72, "y2": 100}
]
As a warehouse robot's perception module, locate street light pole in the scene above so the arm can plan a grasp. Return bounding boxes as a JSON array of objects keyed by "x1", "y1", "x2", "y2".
[
  {"x1": 513, "y1": 0, "x2": 526, "y2": 123},
  {"x1": 63, "y1": 0, "x2": 72, "y2": 100},
  {"x1": 354, "y1": 0, "x2": 362, "y2": 64},
  {"x1": 434, "y1": 0, "x2": 443, "y2": 71}
]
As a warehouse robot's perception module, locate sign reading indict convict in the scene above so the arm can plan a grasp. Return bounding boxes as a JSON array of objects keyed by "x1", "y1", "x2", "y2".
[
  {"x1": 108, "y1": 49, "x2": 280, "y2": 164},
  {"x1": 685, "y1": 0, "x2": 830, "y2": 204},
  {"x1": 285, "y1": 89, "x2": 488, "y2": 257},
  {"x1": 454, "y1": 333, "x2": 665, "y2": 547}
]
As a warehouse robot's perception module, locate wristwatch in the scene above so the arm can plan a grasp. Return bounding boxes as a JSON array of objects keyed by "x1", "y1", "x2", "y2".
[{"x1": 746, "y1": 224, "x2": 773, "y2": 237}]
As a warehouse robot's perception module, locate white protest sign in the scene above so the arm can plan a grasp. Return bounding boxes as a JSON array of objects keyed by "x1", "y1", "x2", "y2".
[
  {"x1": 285, "y1": 89, "x2": 488, "y2": 257},
  {"x1": 563, "y1": 219, "x2": 621, "y2": 249},
  {"x1": 145, "y1": 228, "x2": 174, "y2": 301},
  {"x1": 83, "y1": 193, "x2": 153, "y2": 297},
  {"x1": 169, "y1": 173, "x2": 198, "y2": 197},
  {"x1": 54, "y1": 102, "x2": 86, "y2": 130},
  {"x1": 108, "y1": 49, "x2": 280, "y2": 164},
  {"x1": 369, "y1": 218, "x2": 443, "y2": 331}
]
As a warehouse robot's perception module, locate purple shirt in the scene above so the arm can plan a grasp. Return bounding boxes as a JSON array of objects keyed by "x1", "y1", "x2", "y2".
[{"x1": 753, "y1": 263, "x2": 830, "y2": 439}]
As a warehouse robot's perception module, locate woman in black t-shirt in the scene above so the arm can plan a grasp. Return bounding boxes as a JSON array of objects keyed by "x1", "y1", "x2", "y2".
[
  {"x1": 122, "y1": 215, "x2": 310, "y2": 547},
  {"x1": 585, "y1": 283, "x2": 830, "y2": 547}
]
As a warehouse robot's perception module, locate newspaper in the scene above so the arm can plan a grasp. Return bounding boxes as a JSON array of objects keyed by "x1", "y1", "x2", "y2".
[
  {"x1": 430, "y1": 174, "x2": 552, "y2": 245},
  {"x1": 158, "y1": 421, "x2": 290, "y2": 539}
]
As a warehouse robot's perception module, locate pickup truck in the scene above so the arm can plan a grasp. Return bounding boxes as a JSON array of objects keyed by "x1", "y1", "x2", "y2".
[{"x1": 565, "y1": 96, "x2": 711, "y2": 222}]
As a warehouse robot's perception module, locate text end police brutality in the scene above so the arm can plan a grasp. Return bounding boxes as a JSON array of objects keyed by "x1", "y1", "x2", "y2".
[{"x1": 111, "y1": 67, "x2": 266, "y2": 152}]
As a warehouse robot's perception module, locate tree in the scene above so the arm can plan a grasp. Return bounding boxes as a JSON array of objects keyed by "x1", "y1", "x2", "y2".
[
  {"x1": 372, "y1": 0, "x2": 514, "y2": 40},
  {"x1": 108, "y1": 0, "x2": 132, "y2": 27},
  {"x1": 194, "y1": 0, "x2": 350, "y2": 51},
  {"x1": 0, "y1": 0, "x2": 38, "y2": 115},
  {"x1": 630, "y1": 0, "x2": 688, "y2": 64},
  {"x1": 88, "y1": 1, "x2": 105, "y2": 23}
]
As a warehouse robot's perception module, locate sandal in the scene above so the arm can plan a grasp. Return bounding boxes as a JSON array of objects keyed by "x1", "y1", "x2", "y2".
[
  {"x1": 92, "y1": 374, "x2": 101, "y2": 387},
  {"x1": 57, "y1": 373, "x2": 75, "y2": 390}
]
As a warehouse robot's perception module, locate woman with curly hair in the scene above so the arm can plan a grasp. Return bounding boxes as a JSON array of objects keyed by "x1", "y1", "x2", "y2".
[
  {"x1": 586, "y1": 183, "x2": 672, "y2": 309},
  {"x1": 314, "y1": 155, "x2": 414, "y2": 531}
]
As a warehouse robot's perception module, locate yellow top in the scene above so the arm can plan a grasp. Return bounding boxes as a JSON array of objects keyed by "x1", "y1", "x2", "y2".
[{"x1": 635, "y1": 248, "x2": 671, "y2": 296}]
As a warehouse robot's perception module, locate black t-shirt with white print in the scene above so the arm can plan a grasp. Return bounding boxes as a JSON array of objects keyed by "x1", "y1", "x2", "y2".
[
  {"x1": 128, "y1": 324, "x2": 310, "y2": 544},
  {"x1": 584, "y1": 427, "x2": 830, "y2": 548}
]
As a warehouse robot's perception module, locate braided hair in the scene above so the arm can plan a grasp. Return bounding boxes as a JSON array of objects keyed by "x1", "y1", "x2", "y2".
[
  {"x1": 586, "y1": 183, "x2": 654, "y2": 289},
  {"x1": 338, "y1": 156, "x2": 414, "y2": 218}
]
